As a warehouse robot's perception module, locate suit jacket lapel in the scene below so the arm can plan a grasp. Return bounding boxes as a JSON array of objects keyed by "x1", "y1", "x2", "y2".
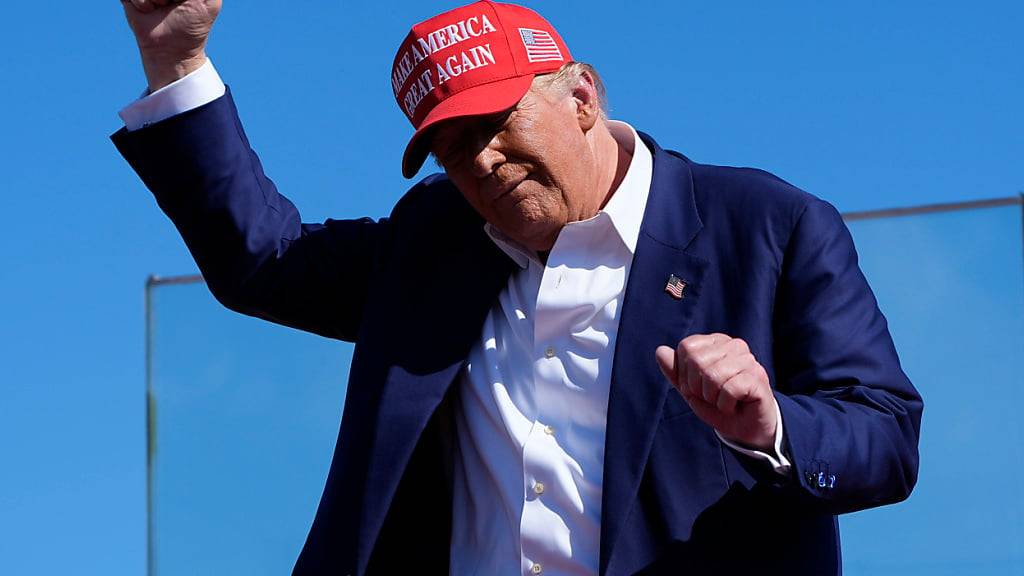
[
  {"x1": 600, "y1": 135, "x2": 708, "y2": 575},
  {"x1": 355, "y1": 360, "x2": 463, "y2": 573},
  {"x1": 354, "y1": 218, "x2": 516, "y2": 575}
]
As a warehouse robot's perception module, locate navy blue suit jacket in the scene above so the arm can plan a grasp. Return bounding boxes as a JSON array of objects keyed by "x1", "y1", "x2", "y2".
[{"x1": 113, "y1": 90, "x2": 922, "y2": 575}]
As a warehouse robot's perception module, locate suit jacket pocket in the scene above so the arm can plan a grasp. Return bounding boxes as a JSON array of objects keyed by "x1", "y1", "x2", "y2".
[{"x1": 643, "y1": 408, "x2": 730, "y2": 544}]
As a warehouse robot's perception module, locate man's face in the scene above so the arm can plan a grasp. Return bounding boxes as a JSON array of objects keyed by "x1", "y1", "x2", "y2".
[{"x1": 430, "y1": 82, "x2": 599, "y2": 252}]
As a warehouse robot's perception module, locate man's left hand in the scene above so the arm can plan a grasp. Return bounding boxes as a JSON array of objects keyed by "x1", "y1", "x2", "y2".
[{"x1": 656, "y1": 334, "x2": 778, "y2": 451}]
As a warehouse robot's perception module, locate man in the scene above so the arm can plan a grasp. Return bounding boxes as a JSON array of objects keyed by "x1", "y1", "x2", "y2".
[{"x1": 115, "y1": 1, "x2": 923, "y2": 574}]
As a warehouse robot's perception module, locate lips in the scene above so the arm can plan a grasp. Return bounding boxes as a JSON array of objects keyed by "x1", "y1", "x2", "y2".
[
  {"x1": 498, "y1": 177, "x2": 525, "y2": 197},
  {"x1": 489, "y1": 174, "x2": 528, "y2": 202}
]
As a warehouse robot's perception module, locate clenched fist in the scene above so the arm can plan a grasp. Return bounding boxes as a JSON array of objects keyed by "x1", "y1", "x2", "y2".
[
  {"x1": 655, "y1": 333, "x2": 778, "y2": 451},
  {"x1": 120, "y1": 0, "x2": 222, "y2": 91}
]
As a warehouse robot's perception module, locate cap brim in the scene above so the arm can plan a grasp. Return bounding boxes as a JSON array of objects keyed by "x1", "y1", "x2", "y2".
[{"x1": 401, "y1": 74, "x2": 537, "y2": 179}]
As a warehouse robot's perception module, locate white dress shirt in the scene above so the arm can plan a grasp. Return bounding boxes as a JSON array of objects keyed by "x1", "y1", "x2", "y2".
[
  {"x1": 119, "y1": 59, "x2": 225, "y2": 130},
  {"x1": 450, "y1": 123, "x2": 790, "y2": 576},
  {"x1": 120, "y1": 61, "x2": 791, "y2": 576},
  {"x1": 449, "y1": 122, "x2": 650, "y2": 576}
]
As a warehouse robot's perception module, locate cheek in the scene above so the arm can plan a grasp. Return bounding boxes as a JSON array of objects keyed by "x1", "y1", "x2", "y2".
[{"x1": 518, "y1": 123, "x2": 587, "y2": 187}]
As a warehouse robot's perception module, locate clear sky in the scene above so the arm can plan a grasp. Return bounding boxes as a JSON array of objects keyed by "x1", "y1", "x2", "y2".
[{"x1": 0, "y1": 1, "x2": 1020, "y2": 574}]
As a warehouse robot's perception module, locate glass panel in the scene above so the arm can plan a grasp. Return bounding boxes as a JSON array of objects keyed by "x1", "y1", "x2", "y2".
[
  {"x1": 147, "y1": 280, "x2": 351, "y2": 575},
  {"x1": 146, "y1": 200, "x2": 1023, "y2": 574},
  {"x1": 841, "y1": 202, "x2": 1024, "y2": 574}
]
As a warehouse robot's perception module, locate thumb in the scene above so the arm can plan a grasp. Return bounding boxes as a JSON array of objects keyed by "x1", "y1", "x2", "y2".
[{"x1": 655, "y1": 345, "x2": 677, "y2": 385}]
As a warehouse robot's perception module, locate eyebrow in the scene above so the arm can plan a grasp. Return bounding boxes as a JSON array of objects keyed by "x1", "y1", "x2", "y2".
[
  {"x1": 483, "y1": 108, "x2": 514, "y2": 127},
  {"x1": 431, "y1": 107, "x2": 517, "y2": 168}
]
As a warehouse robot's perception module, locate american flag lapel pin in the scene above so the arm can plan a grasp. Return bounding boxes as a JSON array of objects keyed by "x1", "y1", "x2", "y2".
[{"x1": 664, "y1": 274, "x2": 687, "y2": 300}]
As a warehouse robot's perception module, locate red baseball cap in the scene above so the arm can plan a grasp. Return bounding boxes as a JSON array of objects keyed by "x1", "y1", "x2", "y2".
[{"x1": 391, "y1": 1, "x2": 572, "y2": 178}]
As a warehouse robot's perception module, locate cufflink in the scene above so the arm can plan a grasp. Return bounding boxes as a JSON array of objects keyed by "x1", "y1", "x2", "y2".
[
  {"x1": 810, "y1": 471, "x2": 837, "y2": 489},
  {"x1": 804, "y1": 461, "x2": 836, "y2": 490}
]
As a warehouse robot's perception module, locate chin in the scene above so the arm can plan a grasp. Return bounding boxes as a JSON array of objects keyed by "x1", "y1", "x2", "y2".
[
  {"x1": 488, "y1": 191, "x2": 566, "y2": 251},
  {"x1": 504, "y1": 223, "x2": 560, "y2": 253}
]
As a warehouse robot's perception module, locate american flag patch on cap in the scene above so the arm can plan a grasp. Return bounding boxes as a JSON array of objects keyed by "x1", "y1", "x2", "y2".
[{"x1": 519, "y1": 28, "x2": 564, "y2": 63}]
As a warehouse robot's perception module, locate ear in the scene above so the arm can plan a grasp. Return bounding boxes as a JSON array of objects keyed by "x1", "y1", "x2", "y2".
[{"x1": 572, "y1": 70, "x2": 601, "y2": 132}]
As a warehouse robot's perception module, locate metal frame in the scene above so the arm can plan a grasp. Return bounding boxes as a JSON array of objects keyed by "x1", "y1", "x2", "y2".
[
  {"x1": 142, "y1": 194, "x2": 1023, "y2": 575},
  {"x1": 843, "y1": 195, "x2": 1022, "y2": 221},
  {"x1": 143, "y1": 196, "x2": 1023, "y2": 289},
  {"x1": 143, "y1": 273, "x2": 203, "y2": 575}
]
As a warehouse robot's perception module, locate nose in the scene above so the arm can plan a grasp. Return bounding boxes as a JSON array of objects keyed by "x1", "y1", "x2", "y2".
[{"x1": 470, "y1": 134, "x2": 505, "y2": 179}]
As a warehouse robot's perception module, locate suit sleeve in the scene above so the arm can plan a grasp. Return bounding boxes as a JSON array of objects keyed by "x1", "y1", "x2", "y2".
[
  {"x1": 112, "y1": 89, "x2": 390, "y2": 341},
  {"x1": 772, "y1": 198, "x2": 922, "y2": 514}
]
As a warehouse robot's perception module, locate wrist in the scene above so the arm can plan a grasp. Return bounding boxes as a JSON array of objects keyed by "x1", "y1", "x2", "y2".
[
  {"x1": 722, "y1": 404, "x2": 779, "y2": 453},
  {"x1": 141, "y1": 51, "x2": 208, "y2": 92},
  {"x1": 723, "y1": 430, "x2": 774, "y2": 453}
]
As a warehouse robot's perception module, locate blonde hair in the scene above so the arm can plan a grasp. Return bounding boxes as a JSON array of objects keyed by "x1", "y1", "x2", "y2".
[{"x1": 532, "y1": 61, "x2": 608, "y2": 118}]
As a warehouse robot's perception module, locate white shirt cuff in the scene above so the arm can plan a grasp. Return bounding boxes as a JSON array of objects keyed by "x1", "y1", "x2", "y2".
[
  {"x1": 118, "y1": 59, "x2": 226, "y2": 131},
  {"x1": 716, "y1": 400, "x2": 792, "y2": 476}
]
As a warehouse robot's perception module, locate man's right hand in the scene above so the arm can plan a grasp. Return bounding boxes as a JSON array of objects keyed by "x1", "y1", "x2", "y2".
[{"x1": 121, "y1": 0, "x2": 222, "y2": 92}]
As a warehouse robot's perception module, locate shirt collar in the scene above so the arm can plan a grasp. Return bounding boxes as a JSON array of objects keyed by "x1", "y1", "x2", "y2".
[
  {"x1": 601, "y1": 121, "x2": 653, "y2": 255},
  {"x1": 485, "y1": 121, "x2": 653, "y2": 268}
]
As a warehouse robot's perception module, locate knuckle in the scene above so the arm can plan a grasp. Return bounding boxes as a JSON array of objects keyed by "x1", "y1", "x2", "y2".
[
  {"x1": 680, "y1": 337, "x2": 701, "y2": 354},
  {"x1": 687, "y1": 354, "x2": 707, "y2": 372}
]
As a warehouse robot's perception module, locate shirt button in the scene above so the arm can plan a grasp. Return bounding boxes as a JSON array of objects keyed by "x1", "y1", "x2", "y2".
[
  {"x1": 544, "y1": 425, "x2": 555, "y2": 436},
  {"x1": 534, "y1": 482, "x2": 545, "y2": 495},
  {"x1": 531, "y1": 563, "x2": 543, "y2": 574},
  {"x1": 544, "y1": 346, "x2": 556, "y2": 359}
]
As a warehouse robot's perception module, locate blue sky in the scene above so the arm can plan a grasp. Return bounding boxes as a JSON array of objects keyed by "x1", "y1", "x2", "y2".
[{"x1": 0, "y1": 1, "x2": 1020, "y2": 574}]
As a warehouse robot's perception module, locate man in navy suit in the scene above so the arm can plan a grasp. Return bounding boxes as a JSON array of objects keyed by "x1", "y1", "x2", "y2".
[{"x1": 116, "y1": 1, "x2": 922, "y2": 574}]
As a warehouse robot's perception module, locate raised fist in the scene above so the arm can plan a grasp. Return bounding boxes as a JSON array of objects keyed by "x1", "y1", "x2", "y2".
[
  {"x1": 655, "y1": 333, "x2": 779, "y2": 451},
  {"x1": 121, "y1": 0, "x2": 222, "y2": 90}
]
